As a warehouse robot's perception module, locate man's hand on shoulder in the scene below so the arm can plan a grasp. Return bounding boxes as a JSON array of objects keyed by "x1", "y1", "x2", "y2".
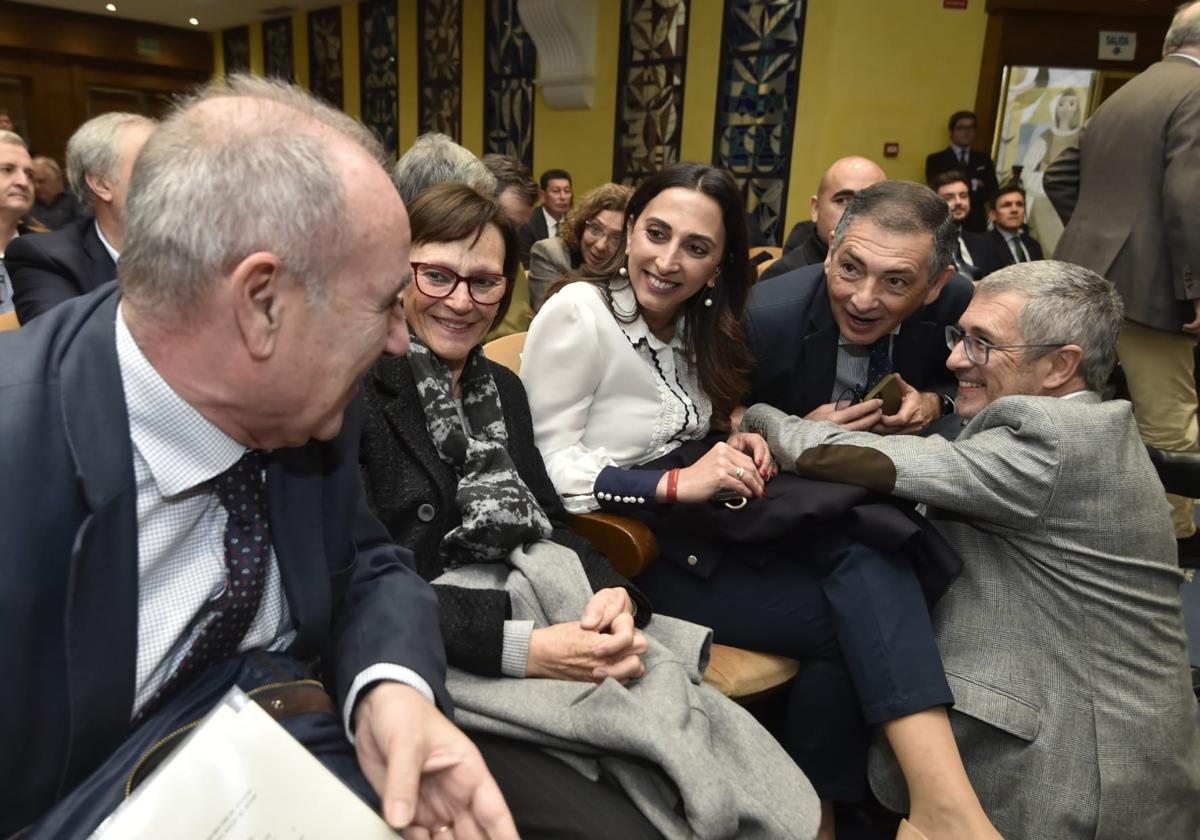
[{"x1": 354, "y1": 682, "x2": 518, "y2": 839}]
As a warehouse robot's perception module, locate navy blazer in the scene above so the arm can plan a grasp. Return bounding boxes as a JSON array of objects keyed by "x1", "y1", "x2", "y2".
[
  {"x1": 7, "y1": 217, "x2": 117, "y2": 324},
  {"x1": 0, "y1": 285, "x2": 449, "y2": 833},
  {"x1": 744, "y1": 263, "x2": 974, "y2": 419},
  {"x1": 980, "y1": 228, "x2": 1044, "y2": 274}
]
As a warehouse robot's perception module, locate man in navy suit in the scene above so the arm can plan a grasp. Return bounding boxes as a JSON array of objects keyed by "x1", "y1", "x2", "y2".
[
  {"x1": 931, "y1": 170, "x2": 995, "y2": 281},
  {"x1": 745, "y1": 181, "x2": 973, "y2": 436},
  {"x1": 7, "y1": 112, "x2": 155, "y2": 323},
  {"x1": 0, "y1": 76, "x2": 515, "y2": 838},
  {"x1": 984, "y1": 184, "x2": 1044, "y2": 269},
  {"x1": 517, "y1": 168, "x2": 572, "y2": 267},
  {"x1": 926, "y1": 111, "x2": 999, "y2": 232}
]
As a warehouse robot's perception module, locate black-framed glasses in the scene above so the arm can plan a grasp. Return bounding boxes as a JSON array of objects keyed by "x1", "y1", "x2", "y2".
[
  {"x1": 411, "y1": 262, "x2": 508, "y2": 305},
  {"x1": 834, "y1": 386, "x2": 863, "y2": 411},
  {"x1": 945, "y1": 325, "x2": 1067, "y2": 365}
]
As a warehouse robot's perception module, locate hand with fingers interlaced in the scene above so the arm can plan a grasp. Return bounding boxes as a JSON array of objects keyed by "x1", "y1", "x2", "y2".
[{"x1": 526, "y1": 587, "x2": 648, "y2": 683}]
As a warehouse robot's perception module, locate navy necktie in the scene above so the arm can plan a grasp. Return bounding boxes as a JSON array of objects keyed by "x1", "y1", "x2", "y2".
[
  {"x1": 866, "y1": 336, "x2": 894, "y2": 391},
  {"x1": 139, "y1": 450, "x2": 271, "y2": 718}
]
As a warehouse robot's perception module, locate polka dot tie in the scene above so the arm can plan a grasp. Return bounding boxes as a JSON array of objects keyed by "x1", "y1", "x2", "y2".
[
  {"x1": 138, "y1": 450, "x2": 270, "y2": 720},
  {"x1": 865, "y1": 336, "x2": 894, "y2": 392}
]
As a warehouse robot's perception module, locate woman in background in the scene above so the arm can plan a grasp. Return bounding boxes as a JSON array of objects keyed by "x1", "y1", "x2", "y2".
[{"x1": 528, "y1": 182, "x2": 630, "y2": 310}]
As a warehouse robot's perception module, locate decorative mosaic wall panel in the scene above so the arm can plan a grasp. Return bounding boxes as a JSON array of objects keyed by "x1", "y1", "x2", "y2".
[
  {"x1": 360, "y1": 0, "x2": 399, "y2": 155},
  {"x1": 712, "y1": 1, "x2": 805, "y2": 245},
  {"x1": 418, "y1": 0, "x2": 462, "y2": 140},
  {"x1": 222, "y1": 26, "x2": 251, "y2": 76},
  {"x1": 309, "y1": 7, "x2": 345, "y2": 109},
  {"x1": 262, "y1": 18, "x2": 294, "y2": 81},
  {"x1": 613, "y1": 0, "x2": 690, "y2": 185},
  {"x1": 483, "y1": 0, "x2": 535, "y2": 166}
]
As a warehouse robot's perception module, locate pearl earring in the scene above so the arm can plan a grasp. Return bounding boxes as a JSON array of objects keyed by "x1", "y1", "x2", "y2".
[
  {"x1": 618, "y1": 265, "x2": 628, "y2": 277},
  {"x1": 704, "y1": 297, "x2": 713, "y2": 308}
]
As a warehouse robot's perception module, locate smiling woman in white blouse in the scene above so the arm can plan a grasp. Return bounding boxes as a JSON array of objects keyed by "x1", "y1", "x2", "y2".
[{"x1": 521, "y1": 163, "x2": 1001, "y2": 840}]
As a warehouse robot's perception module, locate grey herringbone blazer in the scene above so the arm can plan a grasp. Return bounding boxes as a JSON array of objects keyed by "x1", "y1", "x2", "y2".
[{"x1": 747, "y1": 393, "x2": 1200, "y2": 839}]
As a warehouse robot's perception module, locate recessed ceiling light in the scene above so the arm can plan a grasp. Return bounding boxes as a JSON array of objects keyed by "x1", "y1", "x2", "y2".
[
  {"x1": 105, "y1": 3, "x2": 116, "y2": 10},
  {"x1": 188, "y1": 17, "x2": 199, "y2": 25}
]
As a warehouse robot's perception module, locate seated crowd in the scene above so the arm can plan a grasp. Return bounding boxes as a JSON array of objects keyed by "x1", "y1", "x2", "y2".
[{"x1": 2, "y1": 10, "x2": 1199, "y2": 838}]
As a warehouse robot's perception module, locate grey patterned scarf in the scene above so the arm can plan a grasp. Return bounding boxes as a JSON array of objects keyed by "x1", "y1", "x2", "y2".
[{"x1": 407, "y1": 336, "x2": 552, "y2": 567}]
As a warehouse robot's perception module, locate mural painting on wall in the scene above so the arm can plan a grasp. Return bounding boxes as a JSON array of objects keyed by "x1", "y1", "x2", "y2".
[
  {"x1": 361, "y1": 0, "x2": 399, "y2": 157},
  {"x1": 223, "y1": 26, "x2": 251, "y2": 76},
  {"x1": 484, "y1": 0, "x2": 536, "y2": 167},
  {"x1": 263, "y1": 18, "x2": 294, "y2": 82},
  {"x1": 993, "y1": 66, "x2": 1095, "y2": 255},
  {"x1": 613, "y1": 0, "x2": 690, "y2": 185},
  {"x1": 712, "y1": 0, "x2": 805, "y2": 246},
  {"x1": 309, "y1": 7, "x2": 345, "y2": 109},
  {"x1": 418, "y1": 0, "x2": 463, "y2": 140}
]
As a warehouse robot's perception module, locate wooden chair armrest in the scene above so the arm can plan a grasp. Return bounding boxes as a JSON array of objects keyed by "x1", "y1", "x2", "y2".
[{"x1": 569, "y1": 512, "x2": 659, "y2": 579}]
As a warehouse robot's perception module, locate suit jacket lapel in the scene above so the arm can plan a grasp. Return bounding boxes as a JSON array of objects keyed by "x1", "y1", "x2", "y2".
[
  {"x1": 804, "y1": 283, "x2": 840, "y2": 407},
  {"x1": 81, "y1": 221, "x2": 118, "y2": 290},
  {"x1": 267, "y1": 444, "x2": 330, "y2": 653},
  {"x1": 56, "y1": 287, "x2": 141, "y2": 791}
]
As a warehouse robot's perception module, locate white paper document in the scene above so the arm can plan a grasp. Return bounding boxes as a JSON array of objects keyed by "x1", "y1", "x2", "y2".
[{"x1": 92, "y1": 688, "x2": 397, "y2": 838}]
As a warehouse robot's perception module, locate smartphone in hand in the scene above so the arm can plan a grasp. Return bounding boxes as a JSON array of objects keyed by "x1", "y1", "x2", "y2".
[{"x1": 863, "y1": 373, "x2": 902, "y2": 415}]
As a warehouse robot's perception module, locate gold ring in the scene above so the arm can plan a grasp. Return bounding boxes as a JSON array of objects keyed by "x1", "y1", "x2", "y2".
[
  {"x1": 435, "y1": 827, "x2": 452, "y2": 835},
  {"x1": 734, "y1": 466, "x2": 745, "y2": 479}
]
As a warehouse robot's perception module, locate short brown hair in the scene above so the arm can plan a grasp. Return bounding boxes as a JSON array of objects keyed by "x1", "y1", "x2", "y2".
[
  {"x1": 406, "y1": 182, "x2": 519, "y2": 329},
  {"x1": 481, "y1": 153, "x2": 537, "y2": 205},
  {"x1": 560, "y1": 182, "x2": 632, "y2": 254}
]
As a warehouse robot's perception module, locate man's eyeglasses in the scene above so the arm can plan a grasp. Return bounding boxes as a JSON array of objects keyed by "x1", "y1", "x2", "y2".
[
  {"x1": 583, "y1": 219, "x2": 622, "y2": 248},
  {"x1": 411, "y1": 262, "x2": 508, "y2": 305},
  {"x1": 945, "y1": 325, "x2": 1067, "y2": 365}
]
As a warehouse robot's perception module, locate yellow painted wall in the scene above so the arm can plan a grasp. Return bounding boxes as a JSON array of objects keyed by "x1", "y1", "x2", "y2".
[
  {"x1": 785, "y1": 1, "x2": 988, "y2": 231},
  {"x1": 213, "y1": 0, "x2": 990, "y2": 237}
]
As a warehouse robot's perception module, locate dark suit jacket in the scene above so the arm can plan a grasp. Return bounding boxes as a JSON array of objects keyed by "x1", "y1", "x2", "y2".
[
  {"x1": 744, "y1": 263, "x2": 974, "y2": 419},
  {"x1": 1046, "y1": 57, "x2": 1200, "y2": 333},
  {"x1": 979, "y1": 229, "x2": 1044, "y2": 276},
  {"x1": 0, "y1": 286, "x2": 449, "y2": 833},
  {"x1": 7, "y1": 218, "x2": 117, "y2": 324},
  {"x1": 517, "y1": 207, "x2": 551, "y2": 268},
  {"x1": 925, "y1": 147, "x2": 999, "y2": 232},
  {"x1": 760, "y1": 227, "x2": 827, "y2": 283},
  {"x1": 359, "y1": 354, "x2": 649, "y2": 676}
]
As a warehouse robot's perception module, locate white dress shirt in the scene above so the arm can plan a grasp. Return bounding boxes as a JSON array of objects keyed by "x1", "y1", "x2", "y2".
[
  {"x1": 542, "y1": 206, "x2": 559, "y2": 239},
  {"x1": 521, "y1": 279, "x2": 710, "y2": 513},
  {"x1": 116, "y1": 306, "x2": 432, "y2": 728},
  {"x1": 95, "y1": 220, "x2": 120, "y2": 263}
]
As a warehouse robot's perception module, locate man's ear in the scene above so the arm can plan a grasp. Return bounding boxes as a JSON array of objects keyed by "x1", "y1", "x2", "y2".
[
  {"x1": 229, "y1": 252, "x2": 287, "y2": 362},
  {"x1": 809, "y1": 194, "x2": 819, "y2": 224},
  {"x1": 923, "y1": 264, "x2": 955, "y2": 305},
  {"x1": 1042, "y1": 344, "x2": 1085, "y2": 391},
  {"x1": 84, "y1": 171, "x2": 113, "y2": 205}
]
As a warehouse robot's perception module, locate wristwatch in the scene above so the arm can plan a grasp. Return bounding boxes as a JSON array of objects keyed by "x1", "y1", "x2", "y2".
[{"x1": 936, "y1": 392, "x2": 957, "y2": 416}]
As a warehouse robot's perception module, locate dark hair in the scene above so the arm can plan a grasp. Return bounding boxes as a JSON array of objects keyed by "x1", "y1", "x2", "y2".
[
  {"x1": 831, "y1": 180, "x2": 956, "y2": 288},
  {"x1": 560, "y1": 182, "x2": 632, "y2": 254},
  {"x1": 929, "y1": 170, "x2": 969, "y2": 192},
  {"x1": 482, "y1": 153, "x2": 537, "y2": 205},
  {"x1": 948, "y1": 110, "x2": 977, "y2": 131},
  {"x1": 406, "y1": 182, "x2": 519, "y2": 329},
  {"x1": 539, "y1": 168, "x2": 571, "y2": 190},
  {"x1": 988, "y1": 182, "x2": 1026, "y2": 210},
  {"x1": 561, "y1": 163, "x2": 753, "y2": 423}
]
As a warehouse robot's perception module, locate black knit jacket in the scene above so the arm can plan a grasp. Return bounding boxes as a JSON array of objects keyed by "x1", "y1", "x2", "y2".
[{"x1": 359, "y1": 354, "x2": 651, "y2": 676}]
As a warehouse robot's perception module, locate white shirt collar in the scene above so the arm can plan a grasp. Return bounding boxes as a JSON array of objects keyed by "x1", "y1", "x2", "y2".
[
  {"x1": 94, "y1": 220, "x2": 120, "y2": 263},
  {"x1": 609, "y1": 279, "x2": 685, "y2": 352},
  {"x1": 116, "y1": 303, "x2": 247, "y2": 497},
  {"x1": 1060, "y1": 390, "x2": 1092, "y2": 400},
  {"x1": 1167, "y1": 52, "x2": 1200, "y2": 68},
  {"x1": 951, "y1": 143, "x2": 971, "y2": 158},
  {"x1": 542, "y1": 206, "x2": 559, "y2": 237}
]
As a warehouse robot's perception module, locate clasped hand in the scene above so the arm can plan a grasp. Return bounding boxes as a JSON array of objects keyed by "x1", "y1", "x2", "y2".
[{"x1": 526, "y1": 587, "x2": 648, "y2": 683}]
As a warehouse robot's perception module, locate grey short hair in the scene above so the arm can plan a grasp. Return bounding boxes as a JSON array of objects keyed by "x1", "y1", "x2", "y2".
[
  {"x1": 0, "y1": 130, "x2": 27, "y2": 149},
  {"x1": 1164, "y1": 1, "x2": 1200, "y2": 54},
  {"x1": 120, "y1": 74, "x2": 383, "y2": 320},
  {"x1": 392, "y1": 132, "x2": 496, "y2": 206},
  {"x1": 831, "y1": 180, "x2": 956, "y2": 287},
  {"x1": 66, "y1": 112, "x2": 157, "y2": 209},
  {"x1": 33, "y1": 156, "x2": 62, "y2": 179},
  {"x1": 977, "y1": 261, "x2": 1124, "y2": 392}
]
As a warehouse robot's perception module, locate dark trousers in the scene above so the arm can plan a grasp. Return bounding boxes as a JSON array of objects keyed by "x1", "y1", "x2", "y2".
[
  {"x1": 24, "y1": 653, "x2": 376, "y2": 839},
  {"x1": 635, "y1": 535, "x2": 952, "y2": 803},
  {"x1": 473, "y1": 732, "x2": 663, "y2": 840}
]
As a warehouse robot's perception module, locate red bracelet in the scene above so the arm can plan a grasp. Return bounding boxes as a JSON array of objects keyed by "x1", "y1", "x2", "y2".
[{"x1": 665, "y1": 468, "x2": 680, "y2": 503}]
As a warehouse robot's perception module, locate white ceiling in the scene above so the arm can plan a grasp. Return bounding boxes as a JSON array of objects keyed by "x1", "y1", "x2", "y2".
[{"x1": 9, "y1": 0, "x2": 335, "y2": 32}]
